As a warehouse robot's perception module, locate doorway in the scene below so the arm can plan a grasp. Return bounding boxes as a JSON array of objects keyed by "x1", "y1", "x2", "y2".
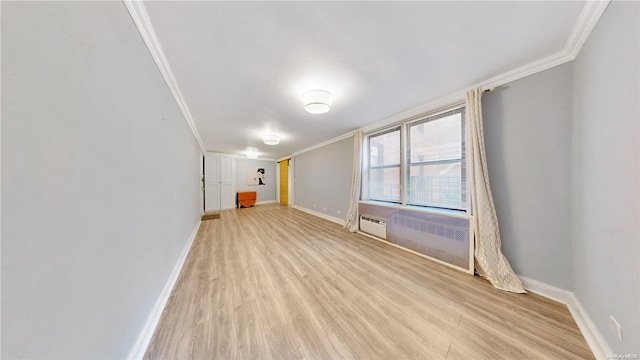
[{"x1": 278, "y1": 159, "x2": 289, "y2": 206}]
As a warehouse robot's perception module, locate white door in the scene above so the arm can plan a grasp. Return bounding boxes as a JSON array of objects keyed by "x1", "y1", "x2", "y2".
[
  {"x1": 219, "y1": 155, "x2": 235, "y2": 210},
  {"x1": 204, "y1": 154, "x2": 221, "y2": 212},
  {"x1": 204, "y1": 153, "x2": 235, "y2": 212}
]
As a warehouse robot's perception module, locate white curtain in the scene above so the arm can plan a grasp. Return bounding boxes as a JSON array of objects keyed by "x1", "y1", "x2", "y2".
[
  {"x1": 467, "y1": 88, "x2": 525, "y2": 293},
  {"x1": 344, "y1": 130, "x2": 363, "y2": 232}
]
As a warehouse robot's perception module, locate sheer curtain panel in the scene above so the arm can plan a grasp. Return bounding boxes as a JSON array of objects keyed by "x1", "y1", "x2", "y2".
[
  {"x1": 344, "y1": 130, "x2": 363, "y2": 232},
  {"x1": 467, "y1": 88, "x2": 525, "y2": 293}
]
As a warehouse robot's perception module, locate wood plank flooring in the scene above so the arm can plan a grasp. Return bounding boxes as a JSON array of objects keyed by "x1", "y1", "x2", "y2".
[{"x1": 143, "y1": 204, "x2": 593, "y2": 360}]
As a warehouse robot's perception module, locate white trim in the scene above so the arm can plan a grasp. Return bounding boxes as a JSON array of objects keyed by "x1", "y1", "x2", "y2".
[
  {"x1": 294, "y1": 205, "x2": 345, "y2": 226},
  {"x1": 358, "y1": 200, "x2": 471, "y2": 220},
  {"x1": 565, "y1": 0, "x2": 611, "y2": 59},
  {"x1": 477, "y1": 51, "x2": 571, "y2": 91},
  {"x1": 256, "y1": 200, "x2": 277, "y2": 205},
  {"x1": 127, "y1": 221, "x2": 201, "y2": 360},
  {"x1": 357, "y1": 231, "x2": 474, "y2": 275},
  {"x1": 199, "y1": 152, "x2": 205, "y2": 214},
  {"x1": 276, "y1": 160, "x2": 280, "y2": 204},
  {"x1": 206, "y1": 151, "x2": 276, "y2": 162},
  {"x1": 517, "y1": 275, "x2": 612, "y2": 360},
  {"x1": 362, "y1": 0, "x2": 610, "y2": 135},
  {"x1": 360, "y1": 53, "x2": 571, "y2": 134},
  {"x1": 567, "y1": 296, "x2": 613, "y2": 360},
  {"x1": 287, "y1": 158, "x2": 294, "y2": 207},
  {"x1": 517, "y1": 275, "x2": 573, "y2": 304},
  {"x1": 276, "y1": 155, "x2": 293, "y2": 163},
  {"x1": 123, "y1": 0, "x2": 608, "y2": 161},
  {"x1": 292, "y1": 131, "x2": 354, "y2": 157},
  {"x1": 122, "y1": 0, "x2": 206, "y2": 154},
  {"x1": 232, "y1": 154, "x2": 276, "y2": 161},
  {"x1": 362, "y1": 93, "x2": 468, "y2": 134}
]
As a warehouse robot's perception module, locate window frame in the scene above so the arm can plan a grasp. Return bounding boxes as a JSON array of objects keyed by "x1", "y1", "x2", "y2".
[
  {"x1": 367, "y1": 126, "x2": 402, "y2": 203},
  {"x1": 363, "y1": 104, "x2": 469, "y2": 213}
]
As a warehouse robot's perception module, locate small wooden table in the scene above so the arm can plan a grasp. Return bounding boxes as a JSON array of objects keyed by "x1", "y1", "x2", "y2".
[{"x1": 237, "y1": 191, "x2": 257, "y2": 208}]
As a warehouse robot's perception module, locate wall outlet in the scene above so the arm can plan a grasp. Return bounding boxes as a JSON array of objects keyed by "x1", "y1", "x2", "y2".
[{"x1": 609, "y1": 315, "x2": 623, "y2": 341}]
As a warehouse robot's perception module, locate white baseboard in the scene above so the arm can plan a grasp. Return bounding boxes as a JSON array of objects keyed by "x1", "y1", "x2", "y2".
[
  {"x1": 294, "y1": 205, "x2": 345, "y2": 226},
  {"x1": 567, "y1": 295, "x2": 613, "y2": 360},
  {"x1": 517, "y1": 275, "x2": 612, "y2": 360},
  {"x1": 127, "y1": 221, "x2": 201, "y2": 360},
  {"x1": 256, "y1": 200, "x2": 276, "y2": 205},
  {"x1": 517, "y1": 275, "x2": 573, "y2": 304}
]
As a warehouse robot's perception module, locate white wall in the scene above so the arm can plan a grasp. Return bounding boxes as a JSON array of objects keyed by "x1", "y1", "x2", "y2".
[
  {"x1": 482, "y1": 63, "x2": 574, "y2": 290},
  {"x1": 572, "y1": 1, "x2": 639, "y2": 355},
  {"x1": 294, "y1": 137, "x2": 354, "y2": 220},
  {"x1": 1, "y1": 2, "x2": 202, "y2": 358},
  {"x1": 235, "y1": 158, "x2": 277, "y2": 203}
]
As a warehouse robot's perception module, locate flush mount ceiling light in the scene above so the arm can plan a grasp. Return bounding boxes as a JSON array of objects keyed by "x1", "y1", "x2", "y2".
[
  {"x1": 246, "y1": 151, "x2": 258, "y2": 159},
  {"x1": 303, "y1": 89, "x2": 332, "y2": 114},
  {"x1": 263, "y1": 134, "x2": 280, "y2": 145}
]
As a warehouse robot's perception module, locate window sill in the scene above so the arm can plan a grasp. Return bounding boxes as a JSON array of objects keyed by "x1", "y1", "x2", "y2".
[{"x1": 358, "y1": 200, "x2": 471, "y2": 219}]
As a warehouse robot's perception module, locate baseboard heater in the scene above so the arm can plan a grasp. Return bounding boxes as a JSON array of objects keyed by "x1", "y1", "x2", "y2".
[
  {"x1": 358, "y1": 202, "x2": 473, "y2": 274},
  {"x1": 360, "y1": 216, "x2": 387, "y2": 239}
]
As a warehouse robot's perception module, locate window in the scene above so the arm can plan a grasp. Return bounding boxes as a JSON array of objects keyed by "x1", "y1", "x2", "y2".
[
  {"x1": 368, "y1": 127, "x2": 401, "y2": 202},
  {"x1": 366, "y1": 107, "x2": 467, "y2": 211}
]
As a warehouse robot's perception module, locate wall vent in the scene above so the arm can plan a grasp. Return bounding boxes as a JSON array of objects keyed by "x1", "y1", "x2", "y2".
[{"x1": 360, "y1": 216, "x2": 387, "y2": 239}]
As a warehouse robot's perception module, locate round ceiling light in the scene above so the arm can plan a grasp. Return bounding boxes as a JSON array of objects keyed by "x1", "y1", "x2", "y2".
[
  {"x1": 246, "y1": 151, "x2": 258, "y2": 159},
  {"x1": 303, "y1": 89, "x2": 332, "y2": 114},
  {"x1": 263, "y1": 134, "x2": 280, "y2": 145}
]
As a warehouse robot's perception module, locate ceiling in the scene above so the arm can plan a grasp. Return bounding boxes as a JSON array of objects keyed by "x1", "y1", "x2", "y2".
[{"x1": 140, "y1": 1, "x2": 586, "y2": 160}]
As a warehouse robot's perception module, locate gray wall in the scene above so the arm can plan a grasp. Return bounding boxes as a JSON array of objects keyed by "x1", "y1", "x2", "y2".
[
  {"x1": 572, "y1": 1, "x2": 639, "y2": 354},
  {"x1": 483, "y1": 63, "x2": 574, "y2": 290},
  {"x1": 294, "y1": 137, "x2": 354, "y2": 220},
  {"x1": 235, "y1": 158, "x2": 277, "y2": 203},
  {"x1": 1, "y1": 2, "x2": 202, "y2": 359}
]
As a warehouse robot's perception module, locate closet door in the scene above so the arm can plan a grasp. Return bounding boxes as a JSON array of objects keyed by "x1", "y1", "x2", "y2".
[
  {"x1": 204, "y1": 153, "x2": 236, "y2": 212},
  {"x1": 219, "y1": 155, "x2": 235, "y2": 210},
  {"x1": 204, "y1": 154, "x2": 221, "y2": 212}
]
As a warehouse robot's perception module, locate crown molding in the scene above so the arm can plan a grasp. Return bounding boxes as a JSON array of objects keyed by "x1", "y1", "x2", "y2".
[
  {"x1": 123, "y1": 0, "x2": 206, "y2": 153},
  {"x1": 565, "y1": 0, "x2": 611, "y2": 59},
  {"x1": 123, "y1": 0, "x2": 608, "y2": 159},
  {"x1": 234, "y1": 155, "x2": 277, "y2": 162},
  {"x1": 204, "y1": 151, "x2": 275, "y2": 161},
  {"x1": 291, "y1": 131, "x2": 355, "y2": 157},
  {"x1": 363, "y1": 0, "x2": 610, "y2": 135}
]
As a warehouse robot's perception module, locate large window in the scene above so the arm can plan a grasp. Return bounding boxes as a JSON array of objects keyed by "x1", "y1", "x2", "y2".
[
  {"x1": 368, "y1": 127, "x2": 401, "y2": 202},
  {"x1": 366, "y1": 107, "x2": 466, "y2": 211}
]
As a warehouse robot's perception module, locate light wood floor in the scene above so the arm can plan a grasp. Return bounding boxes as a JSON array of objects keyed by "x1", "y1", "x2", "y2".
[{"x1": 144, "y1": 204, "x2": 593, "y2": 360}]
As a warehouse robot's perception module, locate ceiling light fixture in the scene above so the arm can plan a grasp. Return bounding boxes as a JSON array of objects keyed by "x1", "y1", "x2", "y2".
[
  {"x1": 263, "y1": 134, "x2": 280, "y2": 145},
  {"x1": 246, "y1": 151, "x2": 258, "y2": 159},
  {"x1": 303, "y1": 89, "x2": 332, "y2": 114}
]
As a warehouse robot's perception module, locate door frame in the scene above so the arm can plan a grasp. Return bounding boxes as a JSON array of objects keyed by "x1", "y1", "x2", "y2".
[
  {"x1": 200, "y1": 153, "x2": 205, "y2": 214},
  {"x1": 276, "y1": 156, "x2": 293, "y2": 206}
]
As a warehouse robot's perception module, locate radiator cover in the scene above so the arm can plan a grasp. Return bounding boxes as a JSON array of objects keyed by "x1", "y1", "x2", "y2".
[{"x1": 359, "y1": 202, "x2": 473, "y2": 274}]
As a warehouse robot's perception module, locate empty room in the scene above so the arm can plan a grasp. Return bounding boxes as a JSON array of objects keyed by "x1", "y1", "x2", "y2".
[{"x1": 2, "y1": 1, "x2": 638, "y2": 359}]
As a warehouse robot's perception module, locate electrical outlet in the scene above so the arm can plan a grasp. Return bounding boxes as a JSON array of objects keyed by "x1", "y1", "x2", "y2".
[{"x1": 610, "y1": 316, "x2": 623, "y2": 341}]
